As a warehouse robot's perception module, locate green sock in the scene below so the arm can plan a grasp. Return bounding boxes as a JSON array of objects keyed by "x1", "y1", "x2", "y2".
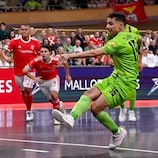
[
  {"x1": 120, "y1": 102, "x2": 125, "y2": 109},
  {"x1": 129, "y1": 91, "x2": 136, "y2": 110},
  {"x1": 70, "y1": 95, "x2": 92, "y2": 121},
  {"x1": 129, "y1": 99, "x2": 135, "y2": 110},
  {"x1": 95, "y1": 111, "x2": 118, "y2": 133}
]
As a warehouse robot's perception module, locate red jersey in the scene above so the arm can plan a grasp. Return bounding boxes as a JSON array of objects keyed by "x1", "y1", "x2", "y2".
[
  {"x1": 89, "y1": 37, "x2": 102, "y2": 48},
  {"x1": 4, "y1": 36, "x2": 41, "y2": 76},
  {"x1": 27, "y1": 56, "x2": 59, "y2": 80}
]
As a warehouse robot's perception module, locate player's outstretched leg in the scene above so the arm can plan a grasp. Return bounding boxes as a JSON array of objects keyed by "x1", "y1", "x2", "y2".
[{"x1": 92, "y1": 110, "x2": 127, "y2": 150}]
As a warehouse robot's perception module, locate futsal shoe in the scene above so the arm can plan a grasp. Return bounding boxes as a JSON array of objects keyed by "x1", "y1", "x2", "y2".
[
  {"x1": 109, "y1": 127, "x2": 127, "y2": 150},
  {"x1": 128, "y1": 110, "x2": 136, "y2": 121},
  {"x1": 26, "y1": 111, "x2": 34, "y2": 121},
  {"x1": 119, "y1": 108, "x2": 127, "y2": 122},
  {"x1": 52, "y1": 101, "x2": 67, "y2": 125},
  {"x1": 53, "y1": 118, "x2": 61, "y2": 125},
  {"x1": 52, "y1": 109, "x2": 75, "y2": 128}
]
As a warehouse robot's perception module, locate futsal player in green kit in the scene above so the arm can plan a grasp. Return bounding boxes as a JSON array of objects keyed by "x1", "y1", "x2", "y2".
[
  {"x1": 108, "y1": 23, "x2": 141, "y2": 122},
  {"x1": 53, "y1": 12, "x2": 141, "y2": 149}
]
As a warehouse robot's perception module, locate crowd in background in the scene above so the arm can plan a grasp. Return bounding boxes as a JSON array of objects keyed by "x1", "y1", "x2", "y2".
[
  {"x1": 0, "y1": 22, "x2": 158, "y2": 68},
  {"x1": 0, "y1": 0, "x2": 157, "y2": 12}
]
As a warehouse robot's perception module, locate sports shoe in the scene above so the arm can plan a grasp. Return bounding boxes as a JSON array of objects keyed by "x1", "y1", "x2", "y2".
[
  {"x1": 109, "y1": 127, "x2": 127, "y2": 150},
  {"x1": 52, "y1": 109, "x2": 75, "y2": 128},
  {"x1": 54, "y1": 118, "x2": 61, "y2": 125},
  {"x1": 128, "y1": 110, "x2": 136, "y2": 121},
  {"x1": 119, "y1": 108, "x2": 127, "y2": 122},
  {"x1": 52, "y1": 101, "x2": 66, "y2": 125},
  {"x1": 26, "y1": 111, "x2": 34, "y2": 121}
]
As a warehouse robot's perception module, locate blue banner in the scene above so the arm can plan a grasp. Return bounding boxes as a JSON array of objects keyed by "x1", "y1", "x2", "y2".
[{"x1": 33, "y1": 66, "x2": 158, "y2": 102}]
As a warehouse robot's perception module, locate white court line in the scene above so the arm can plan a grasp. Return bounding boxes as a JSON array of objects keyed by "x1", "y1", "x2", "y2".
[
  {"x1": 21, "y1": 148, "x2": 49, "y2": 153},
  {"x1": 0, "y1": 138, "x2": 158, "y2": 154}
]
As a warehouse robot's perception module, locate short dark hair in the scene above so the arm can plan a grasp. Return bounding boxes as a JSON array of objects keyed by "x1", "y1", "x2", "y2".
[
  {"x1": 41, "y1": 45, "x2": 51, "y2": 52},
  {"x1": 107, "y1": 12, "x2": 127, "y2": 25}
]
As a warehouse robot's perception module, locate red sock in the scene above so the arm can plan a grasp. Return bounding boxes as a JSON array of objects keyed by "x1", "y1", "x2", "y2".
[
  {"x1": 24, "y1": 95, "x2": 32, "y2": 111},
  {"x1": 52, "y1": 98, "x2": 60, "y2": 110}
]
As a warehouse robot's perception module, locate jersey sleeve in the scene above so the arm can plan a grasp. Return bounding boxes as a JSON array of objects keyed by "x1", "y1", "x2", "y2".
[
  {"x1": 102, "y1": 40, "x2": 118, "y2": 55},
  {"x1": 26, "y1": 58, "x2": 38, "y2": 71},
  {"x1": 52, "y1": 55, "x2": 60, "y2": 65}
]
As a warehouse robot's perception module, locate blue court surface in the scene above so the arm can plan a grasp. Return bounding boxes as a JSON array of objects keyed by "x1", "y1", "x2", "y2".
[{"x1": 0, "y1": 103, "x2": 158, "y2": 158}]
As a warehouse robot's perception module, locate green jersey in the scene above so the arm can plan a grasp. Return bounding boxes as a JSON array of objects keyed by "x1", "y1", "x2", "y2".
[
  {"x1": 102, "y1": 31, "x2": 139, "y2": 84},
  {"x1": 124, "y1": 24, "x2": 140, "y2": 35}
]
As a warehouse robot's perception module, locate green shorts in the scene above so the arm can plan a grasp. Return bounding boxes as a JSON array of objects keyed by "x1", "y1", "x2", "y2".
[{"x1": 95, "y1": 75, "x2": 136, "y2": 109}]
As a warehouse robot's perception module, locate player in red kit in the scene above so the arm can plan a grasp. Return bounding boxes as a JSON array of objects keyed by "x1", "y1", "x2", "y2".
[
  {"x1": 23, "y1": 45, "x2": 72, "y2": 124},
  {"x1": 2, "y1": 25, "x2": 41, "y2": 121}
]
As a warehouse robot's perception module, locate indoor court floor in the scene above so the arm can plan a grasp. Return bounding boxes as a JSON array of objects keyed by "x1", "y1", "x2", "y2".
[{"x1": 0, "y1": 100, "x2": 158, "y2": 158}]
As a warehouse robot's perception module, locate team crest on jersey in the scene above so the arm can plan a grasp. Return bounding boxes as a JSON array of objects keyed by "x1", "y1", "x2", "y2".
[
  {"x1": 18, "y1": 45, "x2": 22, "y2": 49},
  {"x1": 109, "y1": 42, "x2": 116, "y2": 47},
  {"x1": 31, "y1": 45, "x2": 35, "y2": 50}
]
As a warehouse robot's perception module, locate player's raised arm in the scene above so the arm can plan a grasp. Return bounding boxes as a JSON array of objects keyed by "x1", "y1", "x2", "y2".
[{"x1": 60, "y1": 47, "x2": 104, "y2": 63}]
